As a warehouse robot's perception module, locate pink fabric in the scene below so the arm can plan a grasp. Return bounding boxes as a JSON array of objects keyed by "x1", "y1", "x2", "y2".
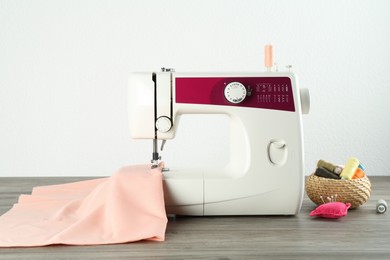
[{"x1": 0, "y1": 164, "x2": 167, "y2": 247}]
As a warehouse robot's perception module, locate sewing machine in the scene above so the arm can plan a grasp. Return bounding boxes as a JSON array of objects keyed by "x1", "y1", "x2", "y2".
[{"x1": 128, "y1": 68, "x2": 310, "y2": 216}]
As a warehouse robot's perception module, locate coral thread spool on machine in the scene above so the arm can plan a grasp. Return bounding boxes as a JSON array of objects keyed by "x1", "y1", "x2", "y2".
[{"x1": 128, "y1": 45, "x2": 310, "y2": 215}]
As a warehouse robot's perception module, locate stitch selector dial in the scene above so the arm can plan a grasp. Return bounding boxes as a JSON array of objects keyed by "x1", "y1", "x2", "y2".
[{"x1": 224, "y1": 82, "x2": 247, "y2": 104}]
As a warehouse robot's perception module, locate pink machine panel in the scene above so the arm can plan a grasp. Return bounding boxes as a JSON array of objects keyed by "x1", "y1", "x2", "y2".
[{"x1": 175, "y1": 77, "x2": 295, "y2": 112}]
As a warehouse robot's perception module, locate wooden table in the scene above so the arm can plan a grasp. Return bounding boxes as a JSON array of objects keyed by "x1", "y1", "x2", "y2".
[{"x1": 0, "y1": 176, "x2": 389, "y2": 259}]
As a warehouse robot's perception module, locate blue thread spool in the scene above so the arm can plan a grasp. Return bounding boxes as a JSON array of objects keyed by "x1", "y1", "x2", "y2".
[{"x1": 358, "y1": 163, "x2": 365, "y2": 170}]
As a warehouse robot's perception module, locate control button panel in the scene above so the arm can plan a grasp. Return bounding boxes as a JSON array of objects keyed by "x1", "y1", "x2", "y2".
[{"x1": 176, "y1": 76, "x2": 295, "y2": 112}]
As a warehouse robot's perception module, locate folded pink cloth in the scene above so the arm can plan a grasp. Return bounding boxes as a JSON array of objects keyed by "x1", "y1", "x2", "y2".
[{"x1": 0, "y1": 164, "x2": 167, "y2": 247}]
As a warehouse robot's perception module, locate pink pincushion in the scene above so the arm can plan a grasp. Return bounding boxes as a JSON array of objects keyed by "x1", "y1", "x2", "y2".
[{"x1": 310, "y1": 202, "x2": 351, "y2": 219}]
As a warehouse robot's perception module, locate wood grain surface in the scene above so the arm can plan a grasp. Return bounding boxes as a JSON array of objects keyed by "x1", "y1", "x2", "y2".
[{"x1": 0, "y1": 176, "x2": 389, "y2": 259}]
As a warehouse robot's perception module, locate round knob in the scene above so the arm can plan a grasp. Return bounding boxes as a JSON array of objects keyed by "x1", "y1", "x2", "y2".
[
  {"x1": 224, "y1": 82, "x2": 247, "y2": 104},
  {"x1": 156, "y1": 116, "x2": 172, "y2": 133}
]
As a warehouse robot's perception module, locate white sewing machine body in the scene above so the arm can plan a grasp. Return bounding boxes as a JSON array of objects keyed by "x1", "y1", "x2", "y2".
[{"x1": 128, "y1": 71, "x2": 309, "y2": 216}]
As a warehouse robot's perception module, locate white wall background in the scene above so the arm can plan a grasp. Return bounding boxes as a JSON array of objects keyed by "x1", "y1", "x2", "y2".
[{"x1": 1, "y1": 0, "x2": 389, "y2": 177}]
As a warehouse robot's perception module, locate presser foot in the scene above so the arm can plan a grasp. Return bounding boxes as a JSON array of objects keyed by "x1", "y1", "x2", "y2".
[
  {"x1": 150, "y1": 160, "x2": 170, "y2": 172},
  {"x1": 150, "y1": 139, "x2": 169, "y2": 171}
]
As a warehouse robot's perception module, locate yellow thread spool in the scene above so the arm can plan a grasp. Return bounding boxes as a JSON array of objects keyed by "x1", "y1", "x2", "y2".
[{"x1": 340, "y1": 157, "x2": 360, "y2": 180}]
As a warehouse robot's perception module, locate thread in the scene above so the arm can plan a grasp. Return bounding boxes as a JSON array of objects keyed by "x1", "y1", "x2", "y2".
[
  {"x1": 376, "y1": 199, "x2": 387, "y2": 214},
  {"x1": 317, "y1": 159, "x2": 343, "y2": 175},
  {"x1": 340, "y1": 157, "x2": 360, "y2": 180},
  {"x1": 264, "y1": 44, "x2": 273, "y2": 71},
  {"x1": 314, "y1": 167, "x2": 341, "y2": 179},
  {"x1": 352, "y1": 168, "x2": 365, "y2": 179}
]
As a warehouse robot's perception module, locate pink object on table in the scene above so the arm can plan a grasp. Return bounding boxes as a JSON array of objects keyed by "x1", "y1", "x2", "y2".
[
  {"x1": 0, "y1": 164, "x2": 167, "y2": 247},
  {"x1": 309, "y1": 202, "x2": 351, "y2": 219}
]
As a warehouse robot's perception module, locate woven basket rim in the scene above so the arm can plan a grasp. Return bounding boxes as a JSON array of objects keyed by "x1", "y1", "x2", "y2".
[{"x1": 305, "y1": 173, "x2": 371, "y2": 208}]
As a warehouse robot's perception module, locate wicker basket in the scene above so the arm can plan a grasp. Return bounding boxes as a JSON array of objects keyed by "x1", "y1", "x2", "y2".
[{"x1": 305, "y1": 174, "x2": 372, "y2": 209}]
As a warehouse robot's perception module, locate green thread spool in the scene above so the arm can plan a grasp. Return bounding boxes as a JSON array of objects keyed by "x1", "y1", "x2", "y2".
[{"x1": 317, "y1": 159, "x2": 343, "y2": 175}]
